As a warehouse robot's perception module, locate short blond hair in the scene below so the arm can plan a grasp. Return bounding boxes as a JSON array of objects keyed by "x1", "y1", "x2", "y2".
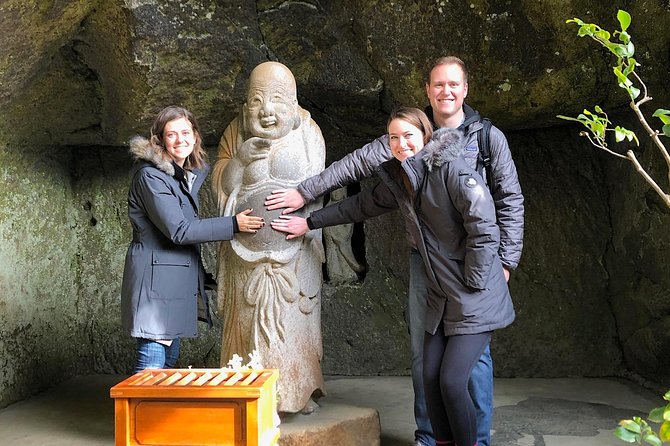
[{"x1": 426, "y1": 56, "x2": 469, "y2": 84}]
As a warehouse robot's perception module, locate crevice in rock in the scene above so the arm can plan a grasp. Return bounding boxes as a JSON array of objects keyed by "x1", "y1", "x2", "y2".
[
  {"x1": 254, "y1": 0, "x2": 273, "y2": 60},
  {"x1": 259, "y1": 1, "x2": 321, "y2": 15}
]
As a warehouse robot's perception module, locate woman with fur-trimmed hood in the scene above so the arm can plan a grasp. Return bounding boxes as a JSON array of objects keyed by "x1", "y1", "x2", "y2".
[
  {"x1": 121, "y1": 105, "x2": 264, "y2": 373},
  {"x1": 271, "y1": 107, "x2": 514, "y2": 446}
]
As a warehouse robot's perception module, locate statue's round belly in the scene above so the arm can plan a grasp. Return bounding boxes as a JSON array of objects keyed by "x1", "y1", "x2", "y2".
[{"x1": 232, "y1": 186, "x2": 303, "y2": 260}]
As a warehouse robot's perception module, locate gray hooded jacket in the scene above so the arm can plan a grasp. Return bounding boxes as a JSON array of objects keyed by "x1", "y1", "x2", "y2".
[
  {"x1": 308, "y1": 128, "x2": 515, "y2": 335},
  {"x1": 121, "y1": 137, "x2": 236, "y2": 340},
  {"x1": 297, "y1": 104, "x2": 524, "y2": 269}
]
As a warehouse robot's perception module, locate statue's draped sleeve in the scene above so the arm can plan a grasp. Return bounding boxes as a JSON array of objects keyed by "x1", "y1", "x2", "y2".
[
  {"x1": 212, "y1": 115, "x2": 242, "y2": 304},
  {"x1": 212, "y1": 116, "x2": 242, "y2": 215}
]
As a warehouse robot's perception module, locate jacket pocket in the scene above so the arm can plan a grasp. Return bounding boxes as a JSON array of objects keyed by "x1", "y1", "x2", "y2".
[{"x1": 150, "y1": 250, "x2": 192, "y2": 300}]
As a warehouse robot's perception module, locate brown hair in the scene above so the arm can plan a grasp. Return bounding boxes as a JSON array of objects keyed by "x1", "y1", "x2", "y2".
[
  {"x1": 150, "y1": 105, "x2": 207, "y2": 170},
  {"x1": 425, "y1": 56, "x2": 469, "y2": 85},
  {"x1": 387, "y1": 107, "x2": 433, "y2": 144}
]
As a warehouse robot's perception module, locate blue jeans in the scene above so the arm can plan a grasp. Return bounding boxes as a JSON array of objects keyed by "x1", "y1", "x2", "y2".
[
  {"x1": 134, "y1": 338, "x2": 180, "y2": 373},
  {"x1": 408, "y1": 249, "x2": 493, "y2": 446}
]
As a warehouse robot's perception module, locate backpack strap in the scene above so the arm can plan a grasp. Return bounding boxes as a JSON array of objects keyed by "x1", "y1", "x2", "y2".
[{"x1": 477, "y1": 118, "x2": 495, "y2": 195}]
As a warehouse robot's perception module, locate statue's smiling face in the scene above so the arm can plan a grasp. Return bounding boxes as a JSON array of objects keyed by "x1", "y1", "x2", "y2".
[{"x1": 244, "y1": 80, "x2": 297, "y2": 140}]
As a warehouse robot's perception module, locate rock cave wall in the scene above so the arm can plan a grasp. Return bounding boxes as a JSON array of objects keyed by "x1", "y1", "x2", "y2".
[{"x1": 0, "y1": 0, "x2": 669, "y2": 407}]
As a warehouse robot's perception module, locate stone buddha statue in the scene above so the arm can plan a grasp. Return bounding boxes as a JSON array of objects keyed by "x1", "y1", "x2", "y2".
[{"x1": 212, "y1": 61, "x2": 326, "y2": 414}]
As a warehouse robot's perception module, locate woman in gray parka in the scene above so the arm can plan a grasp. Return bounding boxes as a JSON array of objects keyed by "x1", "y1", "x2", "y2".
[
  {"x1": 272, "y1": 107, "x2": 515, "y2": 446},
  {"x1": 122, "y1": 106, "x2": 264, "y2": 373}
]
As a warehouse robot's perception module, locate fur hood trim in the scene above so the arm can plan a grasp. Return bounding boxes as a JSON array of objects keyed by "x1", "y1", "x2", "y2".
[
  {"x1": 129, "y1": 136, "x2": 175, "y2": 176},
  {"x1": 421, "y1": 128, "x2": 465, "y2": 172}
]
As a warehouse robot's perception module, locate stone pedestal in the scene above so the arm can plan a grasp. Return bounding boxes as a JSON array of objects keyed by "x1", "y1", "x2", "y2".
[{"x1": 279, "y1": 402, "x2": 380, "y2": 446}]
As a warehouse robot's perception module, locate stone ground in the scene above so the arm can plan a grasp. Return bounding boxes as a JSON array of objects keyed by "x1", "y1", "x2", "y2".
[{"x1": 0, "y1": 374, "x2": 661, "y2": 445}]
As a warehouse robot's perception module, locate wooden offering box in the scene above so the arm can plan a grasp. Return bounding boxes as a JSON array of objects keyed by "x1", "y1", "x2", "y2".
[{"x1": 110, "y1": 368, "x2": 279, "y2": 446}]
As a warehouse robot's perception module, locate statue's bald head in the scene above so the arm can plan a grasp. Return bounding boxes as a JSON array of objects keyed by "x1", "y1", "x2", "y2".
[
  {"x1": 244, "y1": 61, "x2": 300, "y2": 140},
  {"x1": 248, "y1": 61, "x2": 297, "y2": 101}
]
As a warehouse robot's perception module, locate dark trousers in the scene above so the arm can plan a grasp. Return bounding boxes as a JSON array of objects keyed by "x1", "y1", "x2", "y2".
[{"x1": 423, "y1": 326, "x2": 491, "y2": 446}]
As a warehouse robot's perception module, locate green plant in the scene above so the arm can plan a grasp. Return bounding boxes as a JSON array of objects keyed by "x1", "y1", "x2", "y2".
[
  {"x1": 558, "y1": 9, "x2": 670, "y2": 209},
  {"x1": 614, "y1": 390, "x2": 670, "y2": 445},
  {"x1": 561, "y1": 10, "x2": 670, "y2": 445}
]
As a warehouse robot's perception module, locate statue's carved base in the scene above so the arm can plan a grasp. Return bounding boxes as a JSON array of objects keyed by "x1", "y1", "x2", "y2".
[{"x1": 278, "y1": 402, "x2": 380, "y2": 446}]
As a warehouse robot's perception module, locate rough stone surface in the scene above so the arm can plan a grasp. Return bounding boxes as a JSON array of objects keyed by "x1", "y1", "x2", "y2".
[
  {"x1": 278, "y1": 402, "x2": 380, "y2": 446},
  {"x1": 492, "y1": 396, "x2": 645, "y2": 444},
  {"x1": 603, "y1": 113, "x2": 670, "y2": 389},
  {"x1": 0, "y1": 147, "x2": 81, "y2": 407},
  {"x1": 1, "y1": 0, "x2": 669, "y2": 408}
]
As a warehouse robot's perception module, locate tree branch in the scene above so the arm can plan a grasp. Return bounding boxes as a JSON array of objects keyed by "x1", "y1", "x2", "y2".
[
  {"x1": 583, "y1": 133, "x2": 628, "y2": 159},
  {"x1": 626, "y1": 150, "x2": 670, "y2": 208}
]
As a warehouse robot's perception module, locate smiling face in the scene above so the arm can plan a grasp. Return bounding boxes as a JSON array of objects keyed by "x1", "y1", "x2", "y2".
[
  {"x1": 163, "y1": 117, "x2": 196, "y2": 167},
  {"x1": 426, "y1": 62, "x2": 468, "y2": 128},
  {"x1": 388, "y1": 118, "x2": 426, "y2": 162},
  {"x1": 243, "y1": 62, "x2": 298, "y2": 140}
]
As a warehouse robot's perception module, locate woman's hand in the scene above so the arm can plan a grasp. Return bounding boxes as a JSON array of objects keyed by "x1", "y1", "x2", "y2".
[
  {"x1": 264, "y1": 188, "x2": 306, "y2": 214},
  {"x1": 235, "y1": 208, "x2": 265, "y2": 233},
  {"x1": 271, "y1": 215, "x2": 309, "y2": 240}
]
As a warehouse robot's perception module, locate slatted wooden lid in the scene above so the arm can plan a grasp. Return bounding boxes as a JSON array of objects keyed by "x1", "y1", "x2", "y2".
[{"x1": 124, "y1": 369, "x2": 270, "y2": 388}]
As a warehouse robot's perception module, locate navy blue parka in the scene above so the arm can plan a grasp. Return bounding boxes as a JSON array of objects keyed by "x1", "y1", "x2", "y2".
[{"x1": 121, "y1": 137, "x2": 236, "y2": 340}]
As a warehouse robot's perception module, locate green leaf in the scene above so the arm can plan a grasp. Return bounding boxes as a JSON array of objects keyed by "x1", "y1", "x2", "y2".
[
  {"x1": 642, "y1": 432, "x2": 662, "y2": 446},
  {"x1": 615, "y1": 128, "x2": 626, "y2": 142},
  {"x1": 628, "y1": 85, "x2": 641, "y2": 100},
  {"x1": 661, "y1": 421, "x2": 670, "y2": 441},
  {"x1": 614, "y1": 126, "x2": 640, "y2": 146},
  {"x1": 613, "y1": 126, "x2": 637, "y2": 145},
  {"x1": 556, "y1": 115, "x2": 584, "y2": 123},
  {"x1": 618, "y1": 30, "x2": 631, "y2": 45},
  {"x1": 613, "y1": 67, "x2": 628, "y2": 84},
  {"x1": 593, "y1": 122, "x2": 606, "y2": 137},
  {"x1": 620, "y1": 419, "x2": 642, "y2": 434},
  {"x1": 618, "y1": 9, "x2": 632, "y2": 31},
  {"x1": 664, "y1": 390, "x2": 670, "y2": 401},
  {"x1": 595, "y1": 29, "x2": 611, "y2": 41},
  {"x1": 612, "y1": 44, "x2": 627, "y2": 58},
  {"x1": 614, "y1": 426, "x2": 639, "y2": 443},
  {"x1": 594, "y1": 105, "x2": 604, "y2": 114},
  {"x1": 577, "y1": 25, "x2": 593, "y2": 37},
  {"x1": 663, "y1": 125, "x2": 670, "y2": 137},
  {"x1": 649, "y1": 406, "x2": 665, "y2": 423}
]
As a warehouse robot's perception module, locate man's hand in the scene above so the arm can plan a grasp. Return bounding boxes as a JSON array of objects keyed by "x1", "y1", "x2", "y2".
[
  {"x1": 270, "y1": 215, "x2": 309, "y2": 240},
  {"x1": 235, "y1": 208, "x2": 265, "y2": 233},
  {"x1": 503, "y1": 267, "x2": 510, "y2": 283},
  {"x1": 265, "y1": 188, "x2": 306, "y2": 214}
]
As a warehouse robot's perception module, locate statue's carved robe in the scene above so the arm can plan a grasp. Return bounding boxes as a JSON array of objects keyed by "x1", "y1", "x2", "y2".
[{"x1": 213, "y1": 109, "x2": 326, "y2": 413}]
